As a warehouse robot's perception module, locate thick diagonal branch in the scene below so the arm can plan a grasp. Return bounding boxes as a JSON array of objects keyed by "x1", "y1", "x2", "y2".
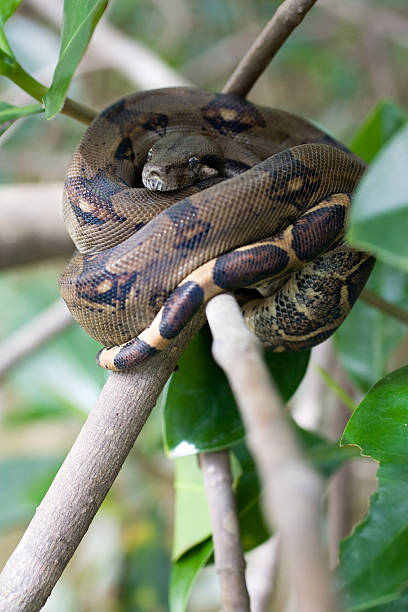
[{"x1": 0, "y1": 313, "x2": 205, "y2": 612}]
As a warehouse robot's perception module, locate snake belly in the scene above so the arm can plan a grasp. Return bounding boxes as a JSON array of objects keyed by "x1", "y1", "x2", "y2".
[{"x1": 59, "y1": 87, "x2": 374, "y2": 371}]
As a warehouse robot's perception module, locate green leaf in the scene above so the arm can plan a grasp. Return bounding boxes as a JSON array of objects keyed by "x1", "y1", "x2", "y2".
[
  {"x1": 172, "y1": 455, "x2": 214, "y2": 560},
  {"x1": 369, "y1": 590, "x2": 408, "y2": 611},
  {"x1": 347, "y1": 123, "x2": 408, "y2": 272},
  {"x1": 0, "y1": 101, "x2": 44, "y2": 135},
  {"x1": 0, "y1": 457, "x2": 61, "y2": 529},
  {"x1": 0, "y1": 0, "x2": 22, "y2": 58},
  {"x1": 164, "y1": 326, "x2": 244, "y2": 457},
  {"x1": 334, "y1": 261, "x2": 408, "y2": 391},
  {"x1": 43, "y1": 0, "x2": 108, "y2": 119},
  {"x1": 350, "y1": 100, "x2": 407, "y2": 163},
  {"x1": 337, "y1": 366, "x2": 408, "y2": 610},
  {"x1": 264, "y1": 349, "x2": 310, "y2": 402},
  {"x1": 170, "y1": 429, "x2": 356, "y2": 612},
  {"x1": 163, "y1": 325, "x2": 310, "y2": 457},
  {"x1": 169, "y1": 540, "x2": 213, "y2": 612}
]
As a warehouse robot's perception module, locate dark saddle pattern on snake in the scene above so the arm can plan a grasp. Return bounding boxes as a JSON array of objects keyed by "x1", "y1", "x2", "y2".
[{"x1": 59, "y1": 87, "x2": 374, "y2": 370}]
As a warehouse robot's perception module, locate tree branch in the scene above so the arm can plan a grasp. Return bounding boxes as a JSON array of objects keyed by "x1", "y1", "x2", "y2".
[
  {"x1": 360, "y1": 288, "x2": 408, "y2": 326},
  {"x1": 200, "y1": 450, "x2": 250, "y2": 612},
  {"x1": 206, "y1": 294, "x2": 338, "y2": 612},
  {"x1": 0, "y1": 312, "x2": 205, "y2": 611},
  {"x1": 223, "y1": 0, "x2": 317, "y2": 97}
]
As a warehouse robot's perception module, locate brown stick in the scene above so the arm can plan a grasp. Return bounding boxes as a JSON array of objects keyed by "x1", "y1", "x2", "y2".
[
  {"x1": 0, "y1": 312, "x2": 205, "y2": 612},
  {"x1": 200, "y1": 451, "x2": 250, "y2": 612},
  {"x1": 223, "y1": 0, "x2": 317, "y2": 97},
  {"x1": 206, "y1": 294, "x2": 338, "y2": 612},
  {"x1": 360, "y1": 288, "x2": 408, "y2": 326}
]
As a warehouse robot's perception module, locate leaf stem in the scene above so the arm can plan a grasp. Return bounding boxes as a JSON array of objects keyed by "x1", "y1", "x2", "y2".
[
  {"x1": 11, "y1": 64, "x2": 48, "y2": 101},
  {"x1": 10, "y1": 63, "x2": 97, "y2": 125},
  {"x1": 360, "y1": 288, "x2": 408, "y2": 326}
]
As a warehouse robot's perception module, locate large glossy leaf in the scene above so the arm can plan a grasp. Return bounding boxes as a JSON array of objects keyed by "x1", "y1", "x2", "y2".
[
  {"x1": 347, "y1": 123, "x2": 408, "y2": 272},
  {"x1": 350, "y1": 100, "x2": 407, "y2": 164},
  {"x1": 370, "y1": 591, "x2": 408, "y2": 612},
  {"x1": 334, "y1": 261, "x2": 408, "y2": 391},
  {"x1": 43, "y1": 0, "x2": 108, "y2": 118},
  {"x1": 337, "y1": 366, "x2": 408, "y2": 610},
  {"x1": 170, "y1": 431, "x2": 357, "y2": 612},
  {"x1": 335, "y1": 101, "x2": 408, "y2": 391},
  {"x1": 0, "y1": 457, "x2": 61, "y2": 529},
  {"x1": 164, "y1": 325, "x2": 310, "y2": 456}
]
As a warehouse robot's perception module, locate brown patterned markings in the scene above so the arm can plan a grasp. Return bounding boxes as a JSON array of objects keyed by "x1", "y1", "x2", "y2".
[
  {"x1": 258, "y1": 150, "x2": 322, "y2": 208},
  {"x1": 291, "y1": 204, "x2": 347, "y2": 261},
  {"x1": 137, "y1": 111, "x2": 168, "y2": 136},
  {"x1": 165, "y1": 199, "x2": 212, "y2": 252},
  {"x1": 213, "y1": 243, "x2": 290, "y2": 290},
  {"x1": 65, "y1": 173, "x2": 128, "y2": 227},
  {"x1": 201, "y1": 94, "x2": 266, "y2": 135},
  {"x1": 99, "y1": 98, "x2": 168, "y2": 137},
  {"x1": 75, "y1": 258, "x2": 139, "y2": 311}
]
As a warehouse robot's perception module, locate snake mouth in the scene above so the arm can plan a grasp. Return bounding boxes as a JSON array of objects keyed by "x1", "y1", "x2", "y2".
[
  {"x1": 142, "y1": 167, "x2": 196, "y2": 192},
  {"x1": 143, "y1": 177, "x2": 170, "y2": 191}
]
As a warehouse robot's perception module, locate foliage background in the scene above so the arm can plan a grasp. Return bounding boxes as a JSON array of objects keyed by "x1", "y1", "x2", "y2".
[{"x1": 1, "y1": 1, "x2": 408, "y2": 611}]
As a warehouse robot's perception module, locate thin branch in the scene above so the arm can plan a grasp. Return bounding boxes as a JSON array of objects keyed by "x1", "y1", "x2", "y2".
[
  {"x1": 206, "y1": 294, "x2": 338, "y2": 612},
  {"x1": 0, "y1": 300, "x2": 73, "y2": 379},
  {"x1": 223, "y1": 0, "x2": 317, "y2": 97},
  {"x1": 360, "y1": 288, "x2": 408, "y2": 326},
  {"x1": 200, "y1": 450, "x2": 250, "y2": 612},
  {"x1": 0, "y1": 312, "x2": 206, "y2": 612},
  {"x1": 60, "y1": 98, "x2": 97, "y2": 124}
]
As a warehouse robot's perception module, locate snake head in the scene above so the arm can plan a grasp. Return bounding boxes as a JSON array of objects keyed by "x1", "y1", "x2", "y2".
[{"x1": 142, "y1": 132, "x2": 224, "y2": 191}]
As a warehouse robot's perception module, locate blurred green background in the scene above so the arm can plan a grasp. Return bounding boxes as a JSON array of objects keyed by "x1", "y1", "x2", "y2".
[{"x1": 1, "y1": 1, "x2": 407, "y2": 610}]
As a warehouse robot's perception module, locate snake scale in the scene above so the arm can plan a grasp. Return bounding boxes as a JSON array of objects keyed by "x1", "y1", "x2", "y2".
[{"x1": 59, "y1": 87, "x2": 374, "y2": 371}]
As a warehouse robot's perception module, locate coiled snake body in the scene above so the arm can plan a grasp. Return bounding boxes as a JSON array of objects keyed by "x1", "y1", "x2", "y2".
[{"x1": 59, "y1": 87, "x2": 374, "y2": 370}]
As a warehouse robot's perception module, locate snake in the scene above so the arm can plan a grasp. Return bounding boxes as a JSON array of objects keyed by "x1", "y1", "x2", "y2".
[{"x1": 59, "y1": 87, "x2": 374, "y2": 371}]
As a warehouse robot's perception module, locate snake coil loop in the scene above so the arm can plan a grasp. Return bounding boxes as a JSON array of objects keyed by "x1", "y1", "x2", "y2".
[{"x1": 59, "y1": 87, "x2": 374, "y2": 370}]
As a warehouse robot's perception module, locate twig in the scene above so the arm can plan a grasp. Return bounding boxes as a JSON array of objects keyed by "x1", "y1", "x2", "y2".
[
  {"x1": 0, "y1": 300, "x2": 73, "y2": 379},
  {"x1": 0, "y1": 312, "x2": 206, "y2": 612},
  {"x1": 60, "y1": 98, "x2": 97, "y2": 124},
  {"x1": 200, "y1": 450, "x2": 250, "y2": 612},
  {"x1": 360, "y1": 288, "x2": 408, "y2": 326},
  {"x1": 206, "y1": 294, "x2": 337, "y2": 612},
  {"x1": 223, "y1": 0, "x2": 317, "y2": 97}
]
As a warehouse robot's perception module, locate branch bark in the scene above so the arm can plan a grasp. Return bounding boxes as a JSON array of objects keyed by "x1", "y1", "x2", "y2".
[
  {"x1": 223, "y1": 0, "x2": 317, "y2": 97},
  {"x1": 206, "y1": 294, "x2": 338, "y2": 612},
  {"x1": 200, "y1": 450, "x2": 250, "y2": 612},
  {"x1": 0, "y1": 312, "x2": 205, "y2": 611}
]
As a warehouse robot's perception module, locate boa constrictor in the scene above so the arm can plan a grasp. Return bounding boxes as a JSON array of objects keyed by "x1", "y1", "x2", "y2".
[{"x1": 59, "y1": 87, "x2": 374, "y2": 371}]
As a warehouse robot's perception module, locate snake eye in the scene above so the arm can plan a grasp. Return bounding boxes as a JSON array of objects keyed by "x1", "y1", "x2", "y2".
[
  {"x1": 147, "y1": 149, "x2": 153, "y2": 162},
  {"x1": 188, "y1": 156, "x2": 200, "y2": 171}
]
